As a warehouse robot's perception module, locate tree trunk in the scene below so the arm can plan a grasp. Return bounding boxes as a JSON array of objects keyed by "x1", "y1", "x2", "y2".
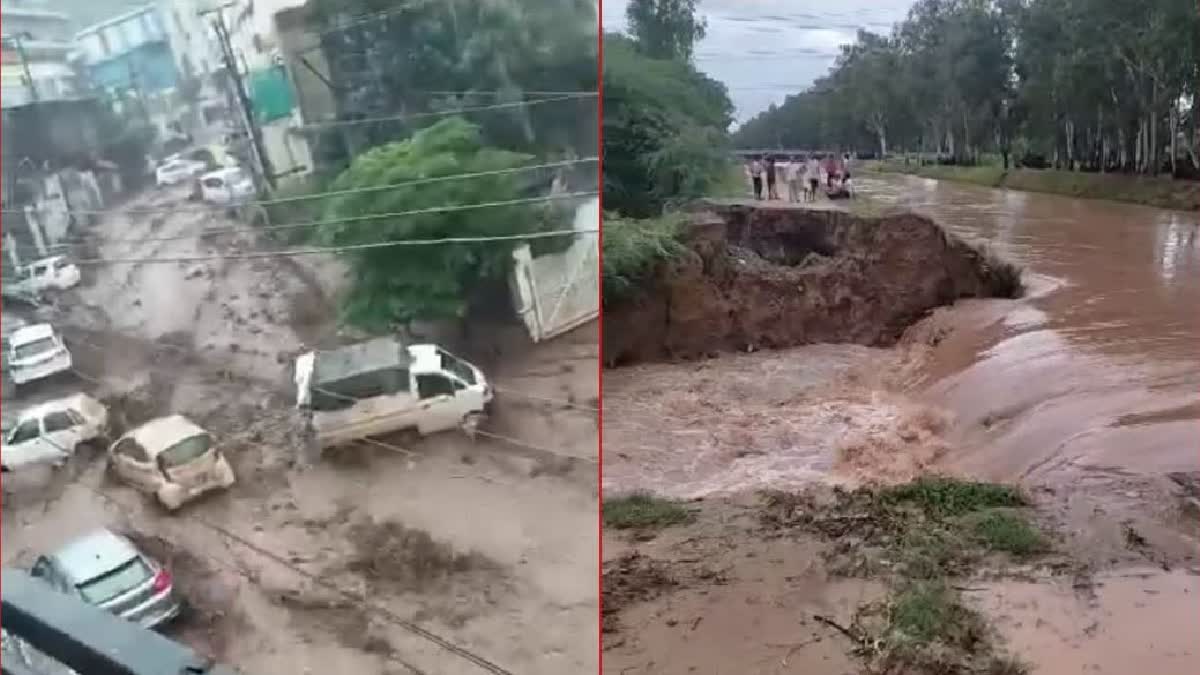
[
  {"x1": 1148, "y1": 110, "x2": 1158, "y2": 176},
  {"x1": 1169, "y1": 103, "x2": 1178, "y2": 176}
]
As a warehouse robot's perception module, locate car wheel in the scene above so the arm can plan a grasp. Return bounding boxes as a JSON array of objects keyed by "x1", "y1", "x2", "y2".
[{"x1": 461, "y1": 412, "x2": 486, "y2": 440}]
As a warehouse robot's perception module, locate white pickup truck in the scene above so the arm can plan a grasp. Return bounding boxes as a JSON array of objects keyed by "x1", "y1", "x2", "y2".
[{"x1": 294, "y1": 338, "x2": 493, "y2": 453}]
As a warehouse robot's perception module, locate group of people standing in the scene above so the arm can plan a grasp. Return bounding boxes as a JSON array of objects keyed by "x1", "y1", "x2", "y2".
[{"x1": 746, "y1": 153, "x2": 853, "y2": 203}]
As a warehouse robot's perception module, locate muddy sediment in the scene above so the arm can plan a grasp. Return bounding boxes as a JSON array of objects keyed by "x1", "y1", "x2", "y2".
[{"x1": 604, "y1": 203, "x2": 1020, "y2": 366}]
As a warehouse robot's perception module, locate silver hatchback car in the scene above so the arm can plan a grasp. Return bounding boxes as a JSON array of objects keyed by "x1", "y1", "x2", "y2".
[{"x1": 30, "y1": 529, "x2": 182, "y2": 629}]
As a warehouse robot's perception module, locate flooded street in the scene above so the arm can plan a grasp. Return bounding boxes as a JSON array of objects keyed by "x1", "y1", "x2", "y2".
[{"x1": 856, "y1": 174, "x2": 1200, "y2": 485}]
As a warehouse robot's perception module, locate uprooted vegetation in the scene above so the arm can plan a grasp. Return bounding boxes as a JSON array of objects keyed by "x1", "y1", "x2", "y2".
[
  {"x1": 601, "y1": 478, "x2": 1051, "y2": 674},
  {"x1": 758, "y1": 477, "x2": 1047, "y2": 673},
  {"x1": 603, "y1": 203, "x2": 1023, "y2": 366},
  {"x1": 603, "y1": 493, "x2": 695, "y2": 530},
  {"x1": 345, "y1": 518, "x2": 501, "y2": 592}
]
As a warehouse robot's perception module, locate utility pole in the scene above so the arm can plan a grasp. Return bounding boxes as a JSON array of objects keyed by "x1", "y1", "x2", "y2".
[
  {"x1": 199, "y1": 5, "x2": 274, "y2": 189},
  {"x1": 3, "y1": 33, "x2": 39, "y2": 103}
]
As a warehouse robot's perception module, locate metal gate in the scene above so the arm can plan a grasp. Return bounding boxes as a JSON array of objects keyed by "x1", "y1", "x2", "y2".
[{"x1": 510, "y1": 198, "x2": 599, "y2": 342}]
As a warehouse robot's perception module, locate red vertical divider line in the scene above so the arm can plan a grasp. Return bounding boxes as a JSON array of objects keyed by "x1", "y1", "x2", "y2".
[{"x1": 595, "y1": 1, "x2": 606, "y2": 672}]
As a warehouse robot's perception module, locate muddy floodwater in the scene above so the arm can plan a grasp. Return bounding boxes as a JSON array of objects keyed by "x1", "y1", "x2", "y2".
[
  {"x1": 856, "y1": 174, "x2": 1200, "y2": 485},
  {"x1": 605, "y1": 176, "x2": 1200, "y2": 496}
]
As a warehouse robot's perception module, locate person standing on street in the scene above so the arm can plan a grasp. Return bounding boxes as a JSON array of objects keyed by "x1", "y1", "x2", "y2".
[
  {"x1": 749, "y1": 156, "x2": 764, "y2": 199},
  {"x1": 805, "y1": 154, "x2": 821, "y2": 202},
  {"x1": 786, "y1": 155, "x2": 803, "y2": 202},
  {"x1": 765, "y1": 155, "x2": 778, "y2": 200}
]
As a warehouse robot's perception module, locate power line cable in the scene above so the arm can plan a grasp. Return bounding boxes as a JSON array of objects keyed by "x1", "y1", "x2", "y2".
[
  {"x1": 295, "y1": 94, "x2": 594, "y2": 132},
  {"x1": 0, "y1": 158, "x2": 598, "y2": 217},
  {"x1": 19, "y1": 197, "x2": 598, "y2": 265}
]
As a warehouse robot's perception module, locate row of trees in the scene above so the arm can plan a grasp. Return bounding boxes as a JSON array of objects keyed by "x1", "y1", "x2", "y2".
[
  {"x1": 603, "y1": 0, "x2": 734, "y2": 217},
  {"x1": 734, "y1": 0, "x2": 1200, "y2": 176},
  {"x1": 285, "y1": 0, "x2": 599, "y2": 328}
]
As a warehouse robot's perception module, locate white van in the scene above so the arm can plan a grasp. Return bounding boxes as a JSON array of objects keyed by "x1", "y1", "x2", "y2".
[
  {"x1": 7, "y1": 324, "x2": 72, "y2": 386},
  {"x1": 294, "y1": 338, "x2": 493, "y2": 452}
]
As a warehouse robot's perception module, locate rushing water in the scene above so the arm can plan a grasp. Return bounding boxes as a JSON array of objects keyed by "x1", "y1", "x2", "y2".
[{"x1": 857, "y1": 174, "x2": 1200, "y2": 484}]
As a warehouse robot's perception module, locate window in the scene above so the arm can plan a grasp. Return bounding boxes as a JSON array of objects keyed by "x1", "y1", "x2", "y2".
[
  {"x1": 416, "y1": 374, "x2": 455, "y2": 400},
  {"x1": 9, "y1": 419, "x2": 40, "y2": 444},
  {"x1": 157, "y1": 434, "x2": 212, "y2": 469},
  {"x1": 76, "y1": 557, "x2": 152, "y2": 605},
  {"x1": 13, "y1": 337, "x2": 56, "y2": 360},
  {"x1": 66, "y1": 409, "x2": 86, "y2": 426},
  {"x1": 437, "y1": 349, "x2": 476, "y2": 385},
  {"x1": 112, "y1": 437, "x2": 150, "y2": 463},
  {"x1": 30, "y1": 557, "x2": 52, "y2": 580},
  {"x1": 53, "y1": 260, "x2": 69, "y2": 271},
  {"x1": 32, "y1": 264, "x2": 47, "y2": 276},
  {"x1": 203, "y1": 177, "x2": 224, "y2": 188},
  {"x1": 42, "y1": 411, "x2": 76, "y2": 434}
]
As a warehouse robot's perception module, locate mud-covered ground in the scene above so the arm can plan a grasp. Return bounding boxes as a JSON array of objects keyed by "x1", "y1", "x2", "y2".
[
  {"x1": 602, "y1": 200, "x2": 1200, "y2": 674},
  {"x1": 602, "y1": 481, "x2": 1200, "y2": 675},
  {"x1": 2, "y1": 185, "x2": 598, "y2": 674}
]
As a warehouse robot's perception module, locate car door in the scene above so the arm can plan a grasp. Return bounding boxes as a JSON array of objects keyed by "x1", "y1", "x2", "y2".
[
  {"x1": 415, "y1": 374, "x2": 461, "y2": 433},
  {"x1": 3, "y1": 418, "x2": 66, "y2": 468},
  {"x1": 29, "y1": 264, "x2": 49, "y2": 293},
  {"x1": 109, "y1": 437, "x2": 159, "y2": 492},
  {"x1": 41, "y1": 410, "x2": 82, "y2": 454}
]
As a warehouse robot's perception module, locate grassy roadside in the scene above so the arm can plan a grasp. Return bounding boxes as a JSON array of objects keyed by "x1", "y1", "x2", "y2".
[
  {"x1": 866, "y1": 159, "x2": 1200, "y2": 212},
  {"x1": 604, "y1": 477, "x2": 1049, "y2": 674}
]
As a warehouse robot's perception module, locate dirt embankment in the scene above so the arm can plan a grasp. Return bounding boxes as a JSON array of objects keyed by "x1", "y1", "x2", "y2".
[{"x1": 603, "y1": 203, "x2": 1020, "y2": 366}]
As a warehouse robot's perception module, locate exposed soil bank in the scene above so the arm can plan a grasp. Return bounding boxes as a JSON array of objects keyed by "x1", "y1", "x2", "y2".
[
  {"x1": 603, "y1": 203, "x2": 1019, "y2": 366},
  {"x1": 868, "y1": 161, "x2": 1200, "y2": 212}
]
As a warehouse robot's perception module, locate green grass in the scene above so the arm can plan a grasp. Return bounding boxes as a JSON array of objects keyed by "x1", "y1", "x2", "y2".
[
  {"x1": 604, "y1": 493, "x2": 694, "y2": 530},
  {"x1": 880, "y1": 476, "x2": 1026, "y2": 517},
  {"x1": 868, "y1": 160, "x2": 1200, "y2": 212},
  {"x1": 968, "y1": 510, "x2": 1045, "y2": 556},
  {"x1": 602, "y1": 213, "x2": 687, "y2": 304}
]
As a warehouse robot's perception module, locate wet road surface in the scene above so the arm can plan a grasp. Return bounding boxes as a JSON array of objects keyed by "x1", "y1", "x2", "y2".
[{"x1": 857, "y1": 174, "x2": 1200, "y2": 484}]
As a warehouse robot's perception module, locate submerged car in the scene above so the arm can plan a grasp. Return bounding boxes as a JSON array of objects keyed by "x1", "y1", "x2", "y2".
[
  {"x1": 1, "y1": 394, "x2": 108, "y2": 472},
  {"x1": 198, "y1": 167, "x2": 255, "y2": 206},
  {"x1": 7, "y1": 323, "x2": 72, "y2": 386},
  {"x1": 155, "y1": 157, "x2": 207, "y2": 187},
  {"x1": 30, "y1": 529, "x2": 181, "y2": 628},
  {"x1": 107, "y1": 415, "x2": 236, "y2": 510},
  {"x1": 18, "y1": 257, "x2": 81, "y2": 295}
]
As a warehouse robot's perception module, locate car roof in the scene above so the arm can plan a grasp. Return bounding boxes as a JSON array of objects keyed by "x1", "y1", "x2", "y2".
[
  {"x1": 123, "y1": 415, "x2": 207, "y2": 455},
  {"x1": 10, "y1": 323, "x2": 56, "y2": 344},
  {"x1": 202, "y1": 167, "x2": 243, "y2": 179},
  {"x1": 17, "y1": 394, "x2": 98, "y2": 422},
  {"x1": 49, "y1": 529, "x2": 140, "y2": 581}
]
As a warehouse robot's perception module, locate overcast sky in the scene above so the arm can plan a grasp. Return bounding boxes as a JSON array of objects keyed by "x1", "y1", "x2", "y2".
[{"x1": 602, "y1": 0, "x2": 915, "y2": 126}]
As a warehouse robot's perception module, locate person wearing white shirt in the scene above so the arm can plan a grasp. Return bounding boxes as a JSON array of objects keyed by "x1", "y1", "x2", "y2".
[
  {"x1": 785, "y1": 156, "x2": 803, "y2": 202},
  {"x1": 803, "y1": 155, "x2": 821, "y2": 202}
]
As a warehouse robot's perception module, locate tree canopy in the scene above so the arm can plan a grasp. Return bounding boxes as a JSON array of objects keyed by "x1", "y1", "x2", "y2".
[
  {"x1": 624, "y1": 0, "x2": 708, "y2": 61},
  {"x1": 314, "y1": 117, "x2": 564, "y2": 329},
  {"x1": 602, "y1": 33, "x2": 734, "y2": 216},
  {"x1": 734, "y1": 0, "x2": 1200, "y2": 176},
  {"x1": 306, "y1": 0, "x2": 598, "y2": 172}
]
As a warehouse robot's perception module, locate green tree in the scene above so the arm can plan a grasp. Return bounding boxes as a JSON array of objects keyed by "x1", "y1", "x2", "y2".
[
  {"x1": 306, "y1": 0, "x2": 597, "y2": 170},
  {"x1": 313, "y1": 117, "x2": 563, "y2": 329},
  {"x1": 625, "y1": 0, "x2": 707, "y2": 61},
  {"x1": 602, "y1": 34, "x2": 733, "y2": 216},
  {"x1": 733, "y1": 0, "x2": 1199, "y2": 177}
]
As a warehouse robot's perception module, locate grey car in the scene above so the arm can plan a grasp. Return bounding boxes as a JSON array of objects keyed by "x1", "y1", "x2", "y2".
[{"x1": 31, "y1": 529, "x2": 182, "y2": 629}]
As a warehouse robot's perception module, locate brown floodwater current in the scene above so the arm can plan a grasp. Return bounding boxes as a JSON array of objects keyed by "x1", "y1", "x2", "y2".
[{"x1": 857, "y1": 174, "x2": 1199, "y2": 484}]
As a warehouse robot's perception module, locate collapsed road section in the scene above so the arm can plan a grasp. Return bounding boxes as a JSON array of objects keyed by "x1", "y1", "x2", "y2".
[{"x1": 603, "y1": 202, "x2": 1021, "y2": 366}]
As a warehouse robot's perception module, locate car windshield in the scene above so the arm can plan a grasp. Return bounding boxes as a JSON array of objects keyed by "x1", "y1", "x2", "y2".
[
  {"x1": 438, "y1": 349, "x2": 476, "y2": 385},
  {"x1": 13, "y1": 337, "x2": 56, "y2": 360},
  {"x1": 76, "y1": 556, "x2": 151, "y2": 605},
  {"x1": 157, "y1": 433, "x2": 212, "y2": 468}
]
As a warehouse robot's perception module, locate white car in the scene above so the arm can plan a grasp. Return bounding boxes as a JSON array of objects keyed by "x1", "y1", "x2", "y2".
[
  {"x1": 1, "y1": 394, "x2": 108, "y2": 472},
  {"x1": 155, "y1": 158, "x2": 207, "y2": 187},
  {"x1": 107, "y1": 415, "x2": 236, "y2": 511},
  {"x1": 19, "y1": 257, "x2": 81, "y2": 295},
  {"x1": 7, "y1": 324, "x2": 72, "y2": 386},
  {"x1": 198, "y1": 167, "x2": 255, "y2": 206}
]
